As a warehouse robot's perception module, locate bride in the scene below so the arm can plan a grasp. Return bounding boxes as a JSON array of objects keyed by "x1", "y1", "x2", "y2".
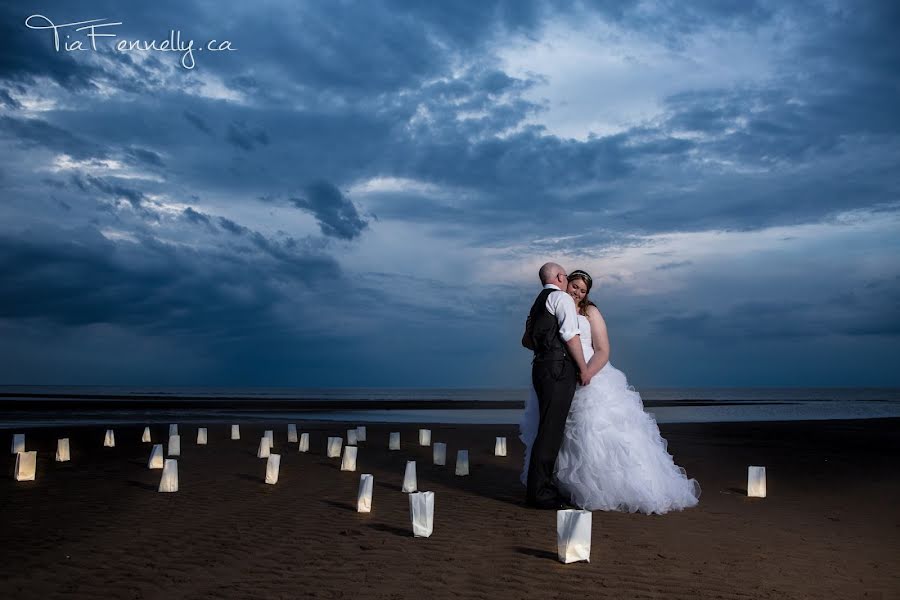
[{"x1": 520, "y1": 269, "x2": 701, "y2": 514}]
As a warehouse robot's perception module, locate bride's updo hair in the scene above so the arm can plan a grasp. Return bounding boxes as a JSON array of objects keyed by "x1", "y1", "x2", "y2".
[{"x1": 568, "y1": 269, "x2": 596, "y2": 315}]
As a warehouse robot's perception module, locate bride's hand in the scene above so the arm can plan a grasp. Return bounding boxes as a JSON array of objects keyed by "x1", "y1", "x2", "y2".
[{"x1": 579, "y1": 371, "x2": 592, "y2": 387}]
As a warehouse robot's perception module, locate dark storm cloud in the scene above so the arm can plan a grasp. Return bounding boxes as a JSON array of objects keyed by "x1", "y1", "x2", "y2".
[
  {"x1": 0, "y1": 6, "x2": 105, "y2": 91},
  {"x1": 70, "y1": 174, "x2": 147, "y2": 211},
  {"x1": 0, "y1": 0, "x2": 897, "y2": 385},
  {"x1": 290, "y1": 181, "x2": 370, "y2": 240},
  {"x1": 654, "y1": 276, "x2": 900, "y2": 341},
  {"x1": 124, "y1": 146, "x2": 164, "y2": 168},
  {"x1": 225, "y1": 121, "x2": 270, "y2": 151},
  {"x1": 0, "y1": 115, "x2": 107, "y2": 160},
  {"x1": 0, "y1": 222, "x2": 340, "y2": 337},
  {"x1": 181, "y1": 206, "x2": 213, "y2": 227},
  {"x1": 183, "y1": 111, "x2": 214, "y2": 135}
]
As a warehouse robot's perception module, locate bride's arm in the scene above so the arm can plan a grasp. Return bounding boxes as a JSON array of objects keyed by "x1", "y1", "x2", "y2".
[{"x1": 584, "y1": 305, "x2": 610, "y2": 377}]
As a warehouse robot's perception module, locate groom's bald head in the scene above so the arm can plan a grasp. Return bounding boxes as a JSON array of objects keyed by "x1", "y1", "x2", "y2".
[{"x1": 539, "y1": 262, "x2": 566, "y2": 285}]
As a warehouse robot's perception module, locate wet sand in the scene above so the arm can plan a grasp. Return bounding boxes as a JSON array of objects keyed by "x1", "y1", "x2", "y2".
[{"x1": 1, "y1": 419, "x2": 898, "y2": 599}]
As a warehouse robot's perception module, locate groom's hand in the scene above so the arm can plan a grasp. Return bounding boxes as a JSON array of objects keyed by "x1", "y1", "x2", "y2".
[{"x1": 579, "y1": 371, "x2": 592, "y2": 387}]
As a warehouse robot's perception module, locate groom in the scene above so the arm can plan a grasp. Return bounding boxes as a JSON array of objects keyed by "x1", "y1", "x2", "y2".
[{"x1": 522, "y1": 262, "x2": 591, "y2": 509}]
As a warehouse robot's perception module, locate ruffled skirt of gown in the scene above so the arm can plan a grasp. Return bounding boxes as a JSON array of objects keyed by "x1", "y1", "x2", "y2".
[{"x1": 519, "y1": 362, "x2": 700, "y2": 514}]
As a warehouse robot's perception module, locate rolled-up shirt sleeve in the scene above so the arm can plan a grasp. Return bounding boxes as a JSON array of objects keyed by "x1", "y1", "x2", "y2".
[{"x1": 546, "y1": 290, "x2": 580, "y2": 342}]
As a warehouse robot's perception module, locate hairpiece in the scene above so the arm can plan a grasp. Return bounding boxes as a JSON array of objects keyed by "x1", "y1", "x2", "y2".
[{"x1": 568, "y1": 269, "x2": 593, "y2": 290}]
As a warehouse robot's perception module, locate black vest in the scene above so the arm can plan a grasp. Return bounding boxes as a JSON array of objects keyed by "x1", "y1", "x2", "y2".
[{"x1": 526, "y1": 288, "x2": 569, "y2": 362}]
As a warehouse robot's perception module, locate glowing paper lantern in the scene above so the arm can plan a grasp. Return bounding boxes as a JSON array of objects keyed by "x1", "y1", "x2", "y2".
[
  {"x1": 168, "y1": 434, "x2": 181, "y2": 456},
  {"x1": 356, "y1": 426, "x2": 367, "y2": 442},
  {"x1": 169, "y1": 424, "x2": 178, "y2": 436},
  {"x1": 402, "y1": 460, "x2": 417, "y2": 493},
  {"x1": 347, "y1": 429, "x2": 358, "y2": 446},
  {"x1": 557, "y1": 509, "x2": 592, "y2": 563},
  {"x1": 494, "y1": 437, "x2": 507, "y2": 457},
  {"x1": 264, "y1": 430, "x2": 274, "y2": 449},
  {"x1": 455, "y1": 450, "x2": 469, "y2": 476},
  {"x1": 357, "y1": 474, "x2": 374, "y2": 512},
  {"x1": 11, "y1": 433, "x2": 25, "y2": 454},
  {"x1": 148, "y1": 444, "x2": 164, "y2": 469},
  {"x1": 197, "y1": 428, "x2": 208, "y2": 445},
  {"x1": 409, "y1": 491, "x2": 434, "y2": 538},
  {"x1": 298, "y1": 432, "x2": 309, "y2": 453},
  {"x1": 433, "y1": 442, "x2": 447, "y2": 466},
  {"x1": 341, "y1": 445, "x2": 358, "y2": 472},
  {"x1": 748, "y1": 466, "x2": 767, "y2": 498},
  {"x1": 103, "y1": 429, "x2": 115, "y2": 448},
  {"x1": 158, "y1": 459, "x2": 178, "y2": 492},
  {"x1": 419, "y1": 429, "x2": 431, "y2": 446},
  {"x1": 389, "y1": 432, "x2": 400, "y2": 450},
  {"x1": 14, "y1": 451, "x2": 37, "y2": 481},
  {"x1": 287, "y1": 424, "x2": 298, "y2": 443},
  {"x1": 326, "y1": 437, "x2": 343, "y2": 458},
  {"x1": 55, "y1": 438, "x2": 70, "y2": 462},
  {"x1": 265, "y1": 454, "x2": 281, "y2": 485},
  {"x1": 257, "y1": 437, "x2": 271, "y2": 458},
  {"x1": 142, "y1": 427, "x2": 152, "y2": 443},
  {"x1": 231, "y1": 424, "x2": 240, "y2": 440}
]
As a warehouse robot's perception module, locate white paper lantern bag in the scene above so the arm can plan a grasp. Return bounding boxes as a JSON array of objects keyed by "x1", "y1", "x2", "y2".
[
  {"x1": 402, "y1": 460, "x2": 417, "y2": 493},
  {"x1": 287, "y1": 424, "x2": 298, "y2": 443},
  {"x1": 11, "y1": 433, "x2": 25, "y2": 454},
  {"x1": 433, "y1": 442, "x2": 446, "y2": 466},
  {"x1": 257, "y1": 436, "x2": 271, "y2": 458},
  {"x1": 168, "y1": 434, "x2": 181, "y2": 456},
  {"x1": 197, "y1": 428, "x2": 208, "y2": 445},
  {"x1": 455, "y1": 450, "x2": 469, "y2": 476},
  {"x1": 265, "y1": 454, "x2": 281, "y2": 485},
  {"x1": 231, "y1": 424, "x2": 240, "y2": 440},
  {"x1": 169, "y1": 424, "x2": 178, "y2": 436},
  {"x1": 326, "y1": 436, "x2": 343, "y2": 458},
  {"x1": 56, "y1": 438, "x2": 70, "y2": 462},
  {"x1": 409, "y1": 491, "x2": 434, "y2": 538},
  {"x1": 341, "y1": 445, "x2": 358, "y2": 471},
  {"x1": 356, "y1": 426, "x2": 367, "y2": 442},
  {"x1": 158, "y1": 459, "x2": 178, "y2": 492},
  {"x1": 148, "y1": 444, "x2": 164, "y2": 469},
  {"x1": 419, "y1": 429, "x2": 431, "y2": 446},
  {"x1": 265, "y1": 430, "x2": 274, "y2": 449},
  {"x1": 357, "y1": 474, "x2": 374, "y2": 513},
  {"x1": 298, "y1": 432, "x2": 309, "y2": 453},
  {"x1": 15, "y1": 450, "x2": 37, "y2": 481},
  {"x1": 347, "y1": 429, "x2": 358, "y2": 446},
  {"x1": 494, "y1": 437, "x2": 507, "y2": 457},
  {"x1": 142, "y1": 427, "x2": 152, "y2": 443},
  {"x1": 748, "y1": 466, "x2": 767, "y2": 498},
  {"x1": 389, "y1": 432, "x2": 400, "y2": 450},
  {"x1": 557, "y1": 509, "x2": 592, "y2": 563},
  {"x1": 103, "y1": 429, "x2": 115, "y2": 448}
]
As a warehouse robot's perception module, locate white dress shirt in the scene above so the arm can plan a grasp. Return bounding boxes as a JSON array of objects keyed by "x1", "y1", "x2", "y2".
[{"x1": 542, "y1": 284, "x2": 580, "y2": 342}]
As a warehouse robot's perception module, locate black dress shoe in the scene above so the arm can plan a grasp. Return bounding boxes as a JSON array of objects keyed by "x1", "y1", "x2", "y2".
[{"x1": 529, "y1": 497, "x2": 575, "y2": 510}]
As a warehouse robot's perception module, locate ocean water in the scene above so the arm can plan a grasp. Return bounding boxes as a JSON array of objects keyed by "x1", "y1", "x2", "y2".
[
  {"x1": 1, "y1": 386, "x2": 899, "y2": 428},
  {"x1": 3, "y1": 385, "x2": 900, "y2": 402}
]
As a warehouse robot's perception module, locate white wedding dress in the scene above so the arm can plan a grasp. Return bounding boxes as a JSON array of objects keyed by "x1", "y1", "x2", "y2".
[{"x1": 520, "y1": 313, "x2": 701, "y2": 514}]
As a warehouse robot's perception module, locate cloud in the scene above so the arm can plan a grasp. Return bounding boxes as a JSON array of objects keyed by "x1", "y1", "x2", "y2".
[
  {"x1": 0, "y1": 0, "x2": 897, "y2": 385},
  {"x1": 225, "y1": 121, "x2": 269, "y2": 151},
  {"x1": 183, "y1": 110, "x2": 214, "y2": 135},
  {"x1": 290, "y1": 181, "x2": 370, "y2": 240},
  {"x1": 0, "y1": 115, "x2": 108, "y2": 160}
]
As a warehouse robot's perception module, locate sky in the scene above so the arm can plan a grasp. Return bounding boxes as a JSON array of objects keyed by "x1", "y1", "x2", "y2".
[{"x1": 0, "y1": 1, "x2": 898, "y2": 388}]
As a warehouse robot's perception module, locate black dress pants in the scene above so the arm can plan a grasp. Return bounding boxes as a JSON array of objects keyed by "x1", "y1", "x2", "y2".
[{"x1": 526, "y1": 358, "x2": 577, "y2": 507}]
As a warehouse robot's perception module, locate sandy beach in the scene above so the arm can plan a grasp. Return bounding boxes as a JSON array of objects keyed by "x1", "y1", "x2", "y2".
[{"x1": 1, "y1": 419, "x2": 898, "y2": 599}]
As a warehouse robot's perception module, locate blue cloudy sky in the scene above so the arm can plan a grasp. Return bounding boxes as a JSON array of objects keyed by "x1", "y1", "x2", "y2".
[{"x1": 1, "y1": 1, "x2": 898, "y2": 388}]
